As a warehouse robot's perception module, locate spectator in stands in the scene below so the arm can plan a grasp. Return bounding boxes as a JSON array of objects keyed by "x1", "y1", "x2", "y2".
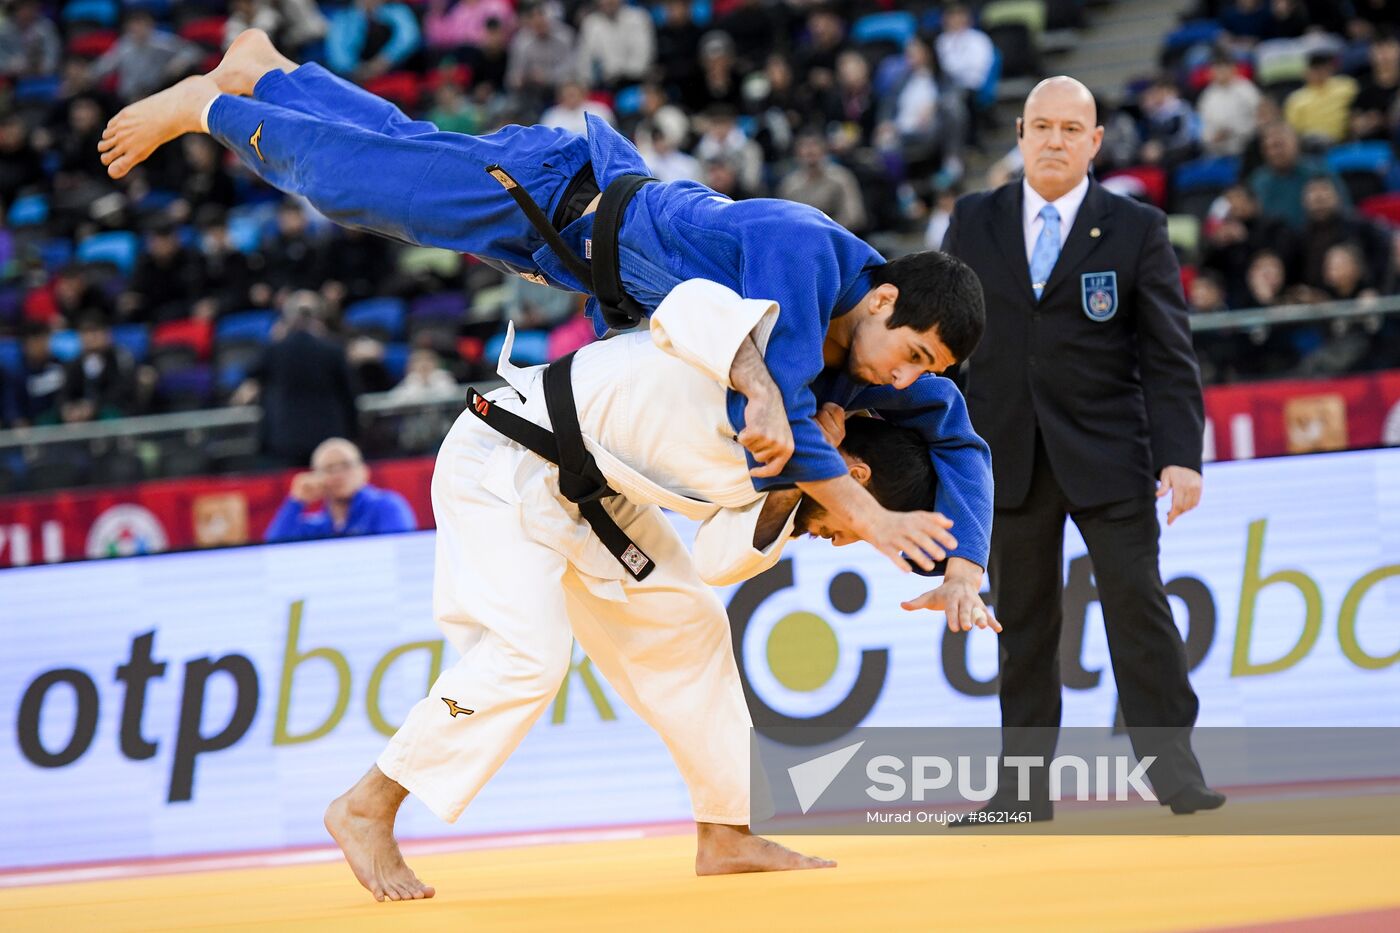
[
  {"x1": 319, "y1": 227, "x2": 395, "y2": 312},
  {"x1": 714, "y1": 0, "x2": 786, "y2": 71},
  {"x1": 777, "y1": 131, "x2": 867, "y2": 234},
  {"x1": 326, "y1": 0, "x2": 422, "y2": 81},
  {"x1": 1249, "y1": 122, "x2": 1341, "y2": 228},
  {"x1": 274, "y1": 0, "x2": 331, "y2": 55},
  {"x1": 1204, "y1": 184, "x2": 1296, "y2": 307},
  {"x1": 685, "y1": 30, "x2": 743, "y2": 112},
  {"x1": 1316, "y1": 241, "x2": 1379, "y2": 300},
  {"x1": 541, "y1": 79, "x2": 616, "y2": 135},
  {"x1": 624, "y1": 82, "x2": 689, "y2": 147},
  {"x1": 28, "y1": 265, "x2": 113, "y2": 329},
  {"x1": 1138, "y1": 76, "x2": 1201, "y2": 167},
  {"x1": 1284, "y1": 50, "x2": 1359, "y2": 144},
  {"x1": 388, "y1": 348, "x2": 457, "y2": 401},
  {"x1": 794, "y1": 7, "x2": 846, "y2": 91},
  {"x1": 826, "y1": 50, "x2": 877, "y2": 145},
  {"x1": 172, "y1": 135, "x2": 237, "y2": 222},
  {"x1": 465, "y1": 16, "x2": 511, "y2": 95},
  {"x1": 702, "y1": 155, "x2": 752, "y2": 200},
  {"x1": 655, "y1": 0, "x2": 702, "y2": 92},
  {"x1": 1197, "y1": 50, "x2": 1263, "y2": 156},
  {"x1": 746, "y1": 53, "x2": 805, "y2": 162},
  {"x1": 347, "y1": 335, "x2": 394, "y2": 393},
  {"x1": 936, "y1": 3, "x2": 995, "y2": 96},
  {"x1": 423, "y1": 0, "x2": 516, "y2": 54},
  {"x1": 197, "y1": 208, "x2": 259, "y2": 318},
  {"x1": 120, "y1": 222, "x2": 207, "y2": 325},
  {"x1": 1263, "y1": 0, "x2": 1309, "y2": 40},
  {"x1": 506, "y1": 1, "x2": 575, "y2": 109},
  {"x1": 877, "y1": 37, "x2": 948, "y2": 175},
  {"x1": 1188, "y1": 269, "x2": 1230, "y2": 312},
  {"x1": 234, "y1": 291, "x2": 359, "y2": 467},
  {"x1": 1298, "y1": 176, "x2": 1392, "y2": 290},
  {"x1": 1351, "y1": 31, "x2": 1399, "y2": 142},
  {"x1": 501, "y1": 275, "x2": 576, "y2": 328},
  {"x1": 636, "y1": 125, "x2": 702, "y2": 183},
  {"x1": 6, "y1": 322, "x2": 65, "y2": 427},
  {"x1": 259, "y1": 199, "x2": 327, "y2": 302},
  {"x1": 576, "y1": 0, "x2": 654, "y2": 90},
  {"x1": 0, "y1": 112, "x2": 44, "y2": 201},
  {"x1": 0, "y1": 0, "x2": 60, "y2": 79},
  {"x1": 1244, "y1": 249, "x2": 1290, "y2": 306},
  {"x1": 90, "y1": 10, "x2": 203, "y2": 102},
  {"x1": 426, "y1": 78, "x2": 482, "y2": 134},
  {"x1": 264, "y1": 437, "x2": 416, "y2": 542},
  {"x1": 694, "y1": 105, "x2": 764, "y2": 194},
  {"x1": 59, "y1": 313, "x2": 141, "y2": 424},
  {"x1": 225, "y1": 0, "x2": 283, "y2": 51}
]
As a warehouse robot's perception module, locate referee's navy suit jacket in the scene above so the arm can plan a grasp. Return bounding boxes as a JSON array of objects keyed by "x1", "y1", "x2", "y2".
[{"x1": 942, "y1": 179, "x2": 1205, "y2": 511}]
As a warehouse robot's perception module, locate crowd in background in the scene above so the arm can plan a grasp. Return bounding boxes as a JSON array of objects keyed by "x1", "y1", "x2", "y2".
[{"x1": 0, "y1": 0, "x2": 1397, "y2": 446}]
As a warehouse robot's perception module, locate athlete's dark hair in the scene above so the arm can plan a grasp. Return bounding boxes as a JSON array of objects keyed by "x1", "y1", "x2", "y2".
[
  {"x1": 870, "y1": 250, "x2": 985, "y2": 363},
  {"x1": 841, "y1": 416, "x2": 937, "y2": 514}
]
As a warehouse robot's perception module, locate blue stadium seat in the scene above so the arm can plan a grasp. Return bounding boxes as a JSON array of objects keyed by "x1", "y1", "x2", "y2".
[
  {"x1": 1326, "y1": 141, "x2": 1394, "y2": 177},
  {"x1": 217, "y1": 362, "x2": 249, "y2": 393},
  {"x1": 61, "y1": 0, "x2": 118, "y2": 26},
  {"x1": 215, "y1": 309, "x2": 279, "y2": 344},
  {"x1": 1163, "y1": 20, "x2": 1223, "y2": 53},
  {"x1": 1174, "y1": 156, "x2": 1241, "y2": 193},
  {"x1": 111, "y1": 324, "x2": 151, "y2": 362},
  {"x1": 613, "y1": 84, "x2": 644, "y2": 117},
  {"x1": 485, "y1": 329, "x2": 550, "y2": 367},
  {"x1": 976, "y1": 47, "x2": 1003, "y2": 111},
  {"x1": 76, "y1": 231, "x2": 139, "y2": 275},
  {"x1": 50, "y1": 330, "x2": 81, "y2": 363},
  {"x1": 0, "y1": 338, "x2": 21, "y2": 374},
  {"x1": 156, "y1": 366, "x2": 214, "y2": 410},
  {"x1": 346, "y1": 297, "x2": 407, "y2": 339},
  {"x1": 8, "y1": 194, "x2": 48, "y2": 227},
  {"x1": 14, "y1": 76, "x2": 61, "y2": 104},
  {"x1": 39, "y1": 238, "x2": 73, "y2": 273},
  {"x1": 851, "y1": 11, "x2": 917, "y2": 48},
  {"x1": 691, "y1": 0, "x2": 711, "y2": 28},
  {"x1": 383, "y1": 343, "x2": 411, "y2": 381}
]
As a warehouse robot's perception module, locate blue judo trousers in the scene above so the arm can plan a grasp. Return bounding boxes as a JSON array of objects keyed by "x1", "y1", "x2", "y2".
[{"x1": 206, "y1": 64, "x2": 994, "y2": 567}]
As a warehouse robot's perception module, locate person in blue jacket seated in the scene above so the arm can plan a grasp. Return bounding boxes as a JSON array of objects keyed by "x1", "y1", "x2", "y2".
[{"x1": 265, "y1": 437, "x2": 417, "y2": 542}]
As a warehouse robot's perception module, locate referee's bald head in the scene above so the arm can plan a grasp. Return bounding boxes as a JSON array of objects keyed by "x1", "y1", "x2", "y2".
[{"x1": 1017, "y1": 75, "x2": 1104, "y2": 202}]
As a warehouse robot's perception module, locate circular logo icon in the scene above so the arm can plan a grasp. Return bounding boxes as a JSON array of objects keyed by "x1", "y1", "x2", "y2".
[
  {"x1": 86, "y1": 504, "x2": 169, "y2": 559},
  {"x1": 1089, "y1": 290, "x2": 1112, "y2": 316}
]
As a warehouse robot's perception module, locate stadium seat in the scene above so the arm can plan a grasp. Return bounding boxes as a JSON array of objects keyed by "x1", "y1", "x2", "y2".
[
  {"x1": 61, "y1": 0, "x2": 118, "y2": 27},
  {"x1": 156, "y1": 366, "x2": 214, "y2": 411},
  {"x1": 124, "y1": 0, "x2": 173, "y2": 15},
  {"x1": 1163, "y1": 20, "x2": 1223, "y2": 54},
  {"x1": 363, "y1": 72, "x2": 423, "y2": 109},
  {"x1": 980, "y1": 1, "x2": 1047, "y2": 39},
  {"x1": 851, "y1": 12, "x2": 917, "y2": 48},
  {"x1": 67, "y1": 30, "x2": 117, "y2": 59},
  {"x1": 1326, "y1": 141, "x2": 1394, "y2": 177},
  {"x1": 1167, "y1": 214, "x2": 1201, "y2": 258},
  {"x1": 0, "y1": 288, "x2": 22, "y2": 328},
  {"x1": 383, "y1": 343, "x2": 411, "y2": 381},
  {"x1": 456, "y1": 336, "x2": 484, "y2": 364},
  {"x1": 152, "y1": 318, "x2": 214, "y2": 360},
  {"x1": 346, "y1": 297, "x2": 408, "y2": 339},
  {"x1": 49, "y1": 330, "x2": 81, "y2": 362},
  {"x1": 14, "y1": 75, "x2": 62, "y2": 103},
  {"x1": 1044, "y1": 0, "x2": 1086, "y2": 31},
  {"x1": 976, "y1": 47, "x2": 1003, "y2": 111},
  {"x1": 986, "y1": 24, "x2": 1039, "y2": 79},
  {"x1": 1102, "y1": 166, "x2": 1167, "y2": 208},
  {"x1": 613, "y1": 85, "x2": 644, "y2": 117},
  {"x1": 0, "y1": 338, "x2": 20, "y2": 374},
  {"x1": 179, "y1": 17, "x2": 228, "y2": 49},
  {"x1": 484, "y1": 329, "x2": 550, "y2": 367},
  {"x1": 215, "y1": 309, "x2": 278, "y2": 345},
  {"x1": 409, "y1": 292, "x2": 467, "y2": 326},
  {"x1": 39, "y1": 238, "x2": 73, "y2": 273},
  {"x1": 110, "y1": 323, "x2": 151, "y2": 362},
  {"x1": 8, "y1": 194, "x2": 49, "y2": 227},
  {"x1": 1174, "y1": 156, "x2": 1241, "y2": 193},
  {"x1": 76, "y1": 231, "x2": 140, "y2": 275},
  {"x1": 1358, "y1": 193, "x2": 1400, "y2": 227}
]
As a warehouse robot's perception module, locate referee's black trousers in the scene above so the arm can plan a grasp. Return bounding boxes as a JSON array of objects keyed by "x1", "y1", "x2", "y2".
[{"x1": 988, "y1": 434, "x2": 1204, "y2": 803}]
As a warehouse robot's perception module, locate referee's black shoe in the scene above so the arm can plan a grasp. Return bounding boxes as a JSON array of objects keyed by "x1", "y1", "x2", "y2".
[
  {"x1": 944, "y1": 793, "x2": 1053, "y2": 828},
  {"x1": 1163, "y1": 784, "x2": 1227, "y2": 815}
]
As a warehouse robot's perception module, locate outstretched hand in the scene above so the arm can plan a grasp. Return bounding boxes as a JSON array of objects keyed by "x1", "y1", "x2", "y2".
[{"x1": 901, "y1": 579, "x2": 1001, "y2": 633}]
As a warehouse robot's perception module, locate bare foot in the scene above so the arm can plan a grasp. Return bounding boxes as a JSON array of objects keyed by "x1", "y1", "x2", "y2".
[
  {"x1": 694, "y1": 823, "x2": 836, "y2": 875},
  {"x1": 98, "y1": 75, "x2": 220, "y2": 179},
  {"x1": 208, "y1": 28, "x2": 296, "y2": 97},
  {"x1": 324, "y1": 792, "x2": 435, "y2": 902}
]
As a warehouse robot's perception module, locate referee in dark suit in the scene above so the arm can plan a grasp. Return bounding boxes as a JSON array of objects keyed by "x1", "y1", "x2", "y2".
[{"x1": 941, "y1": 77, "x2": 1224, "y2": 818}]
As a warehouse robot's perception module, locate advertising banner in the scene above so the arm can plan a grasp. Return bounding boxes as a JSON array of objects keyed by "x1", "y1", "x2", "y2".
[
  {"x1": 1, "y1": 449, "x2": 1397, "y2": 870},
  {"x1": 0, "y1": 458, "x2": 436, "y2": 568},
  {"x1": 1204, "y1": 369, "x2": 1400, "y2": 462}
]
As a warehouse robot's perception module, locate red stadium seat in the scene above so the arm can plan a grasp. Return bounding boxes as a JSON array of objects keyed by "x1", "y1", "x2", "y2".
[
  {"x1": 152, "y1": 318, "x2": 213, "y2": 360},
  {"x1": 67, "y1": 30, "x2": 118, "y2": 59},
  {"x1": 425, "y1": 64, "x2": 473, "y2": 93},
  {"x1": 456, "y1": 336, "x2": 484, "y2": 363},
  {"x1": 179, "y1": 17, "x2": 228, "y2": 50},
  {"x1": 1102, "y1": 165, "x2": 1168, "y2": 208},
  {"x1": 1358, "y1": 193, "x2": 1400, "y2": 227},
  {"x1": 363, "y1": 72, "x2": 423, "y2": 109}
]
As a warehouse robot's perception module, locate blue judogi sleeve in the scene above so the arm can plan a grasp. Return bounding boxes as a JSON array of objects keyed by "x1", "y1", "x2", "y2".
[{"x1": 847, "y1": 376, "x2": 994, "y2": 569}]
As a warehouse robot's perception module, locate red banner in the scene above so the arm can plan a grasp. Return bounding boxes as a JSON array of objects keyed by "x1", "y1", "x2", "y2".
[
  {"x1": 1204, "y1": 370, "x2": 1400, "y2": 462},
  {"x1": 0, "y1": 457, "x2": 436, "y2": 568}
]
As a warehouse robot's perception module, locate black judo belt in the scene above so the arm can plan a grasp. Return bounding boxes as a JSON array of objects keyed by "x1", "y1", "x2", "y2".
[
  {"x1": 464, "y1": 353, "x2": 654, "y2": 581},
  {"x1": 484, "y1": 163, "x2": 657, "y2": 332}
]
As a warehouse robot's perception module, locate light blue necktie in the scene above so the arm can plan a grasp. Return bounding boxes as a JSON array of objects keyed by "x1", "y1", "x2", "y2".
[{"x1": 1029, "y1": 204, "x2": 1061, "y2": 301}]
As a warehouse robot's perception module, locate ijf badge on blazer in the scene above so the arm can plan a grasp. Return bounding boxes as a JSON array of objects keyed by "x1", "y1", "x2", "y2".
[{"x1": 1081, "y1": 272, "x2": 1118, "y2": 322}]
